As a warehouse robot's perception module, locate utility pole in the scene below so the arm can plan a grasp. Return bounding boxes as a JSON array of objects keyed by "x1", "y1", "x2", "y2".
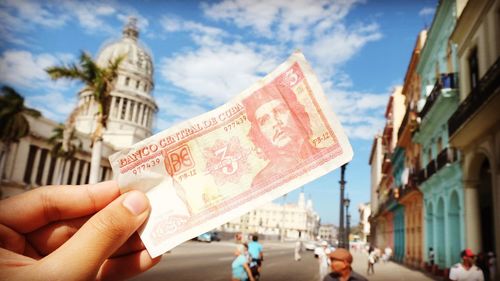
[{"x1": 338, "y1": 163, "x2": 347, "y2": 248}]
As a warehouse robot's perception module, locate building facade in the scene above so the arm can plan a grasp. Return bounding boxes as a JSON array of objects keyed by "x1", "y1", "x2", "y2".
[
  {"x1": 414, "y1": 0, "x2": 464, "y2": 270},
  {"x1": 397, "y1": 30, "x2": 426, "y2": 268},
  {"x1": 448, "y1": 0, "x2": 500, "y2": 275},
  {"x1": 219, "y1": 192, "x2": 320, "y2": 241},
  {"x1": 0, "y1": 19, "x2": 156, "y2": 198},
  {"x1": 358, "y1": 203, "x2": 371, "y2": 243},
  {"x1": 371, "y1": 86, "x2": 405, "y2": 251}
]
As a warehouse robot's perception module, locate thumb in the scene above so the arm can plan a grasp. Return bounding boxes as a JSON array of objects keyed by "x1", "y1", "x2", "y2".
[{"x1": 45, "y1": 191, "x2": 150, "y2": 280}]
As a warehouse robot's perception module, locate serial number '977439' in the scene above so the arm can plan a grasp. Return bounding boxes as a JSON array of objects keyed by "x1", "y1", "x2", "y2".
[{"x1": 132, "y1": 158, "x2": 161, "y2": 175}]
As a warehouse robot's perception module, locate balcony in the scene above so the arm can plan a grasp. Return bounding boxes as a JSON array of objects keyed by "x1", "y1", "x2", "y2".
[
  {"x1": 449, "y1": 57, "x2": 500, "y2": 138},
  {"x1": 436, "y1": 147, "x2": 458, "y2": 170},
  {"x1": 426, "y1": 159, "x2": 437, "y2": 179},
  {"x1": 420, "y1": 73, "x2": 458, "y2": 120},
  {"x1": 419, "y1": 148, "x2": 459, "y2": 184},
  {"x1": 382, "y1": 153, "x2": 392, "y2": 174}
]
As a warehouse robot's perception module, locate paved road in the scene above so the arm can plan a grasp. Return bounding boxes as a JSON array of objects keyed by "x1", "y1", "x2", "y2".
[
  {"x1": 132, "y1": 241, "x2": 438, "y2": 281},
  {"x1": 132, "y1": 241, "x2": 322, "y2": 281}
]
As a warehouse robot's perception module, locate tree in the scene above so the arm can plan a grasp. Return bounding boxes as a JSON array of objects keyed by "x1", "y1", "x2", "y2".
[
  {"x1": 46, "y1": 51, "x2": 124, "y2": 184},
  {"x1": 48, "y1": 124, "x2": 81, "y2": 185},
  {"x1": 0, "y1": 86, "x2": 41, "y2": 181}
]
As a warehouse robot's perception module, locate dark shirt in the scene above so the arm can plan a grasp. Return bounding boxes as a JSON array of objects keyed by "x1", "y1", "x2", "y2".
[{"x1": 323, "y1": 271, "x2": 368, "y2": 281}]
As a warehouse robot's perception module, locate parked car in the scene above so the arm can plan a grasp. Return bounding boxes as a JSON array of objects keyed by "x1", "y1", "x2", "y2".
[
  {"x1": 197, "y1": 232, "x2": 212, "y2": 242},
  {"x1": 304, "y1": 241, "x2": 318, "y2": 251},
  {"x1": 210, "y1": 232, "x2": 221, "y2": 242}
]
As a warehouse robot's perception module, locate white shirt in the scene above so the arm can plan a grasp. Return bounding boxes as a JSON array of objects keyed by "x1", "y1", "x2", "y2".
[{"x1": 449, "y1": 263, "x2": 484, "y2": 281}]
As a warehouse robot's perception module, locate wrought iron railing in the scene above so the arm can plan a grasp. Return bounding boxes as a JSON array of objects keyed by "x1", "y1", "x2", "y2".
[
  {"x1": 420, "y1": 73, "x2": 458, "y2": 120},
  {"x1": 426, "y1": 159, "x2": 437, "y2": 179},
  {"x1": 448, "y1": 57, "x2": 500, "y2": 137},
  {"x1": 436, "y1": 147, "x2": 458, "y2": 170}
]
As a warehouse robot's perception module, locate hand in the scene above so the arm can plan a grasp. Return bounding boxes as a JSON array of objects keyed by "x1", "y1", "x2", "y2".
[{"x1": 0, "y1": 181, "x2": 161, "y2": 280}]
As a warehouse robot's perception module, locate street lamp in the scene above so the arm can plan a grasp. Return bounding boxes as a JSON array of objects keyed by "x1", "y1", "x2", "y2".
[
  {"x1": 338, "y1": 163, "x2": 347, "y2": 248},
  {"x1": 344, "y1": 197, "x2": 351, "y2": 250}
]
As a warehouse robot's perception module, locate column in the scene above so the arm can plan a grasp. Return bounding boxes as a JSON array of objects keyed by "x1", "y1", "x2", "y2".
[
  {"x1": 464, "y1": 181, "x2": 481, "y2": 253},
  {"x1": 137, "y1": 103, "x2": 144, "y2": 125},
  {"x1": 80, "y1": 162, "x2": 89, "y2": 184},
  {"x1": 125, "y1": 98, "x2": 131, "y2": 121},
  {"x1": 142, "y1": 107, "x2": 149, "y2": 127},
  {"x1": 118, "y1": 96, "x2": 124, "y2": 119},
  {"x1": 132, "y1": 100, "x2": 139, "y2": 123},
  {"x1": 62, "y1": 160, "x2": 71, "y2": 185},
  {"x1": 41, "y1": 153, "x2": 52, "y2": 185},
  {"x1": 109, "y1": 96, "x2": 116, "y2": 119},
  {"x1": 30, "y1": 147, "x2": 42, "y2": 185},
  {"x1": 71, "y1": 159, "x2": 81, "y2": 185},
  {"x1": 98, "y1": 166, "x2": 103, "y2": 182}
]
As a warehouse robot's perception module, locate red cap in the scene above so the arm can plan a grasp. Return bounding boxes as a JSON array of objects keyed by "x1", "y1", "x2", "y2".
[{"x1": 462, "y1": 248, "x2": 474, "y2": 258}]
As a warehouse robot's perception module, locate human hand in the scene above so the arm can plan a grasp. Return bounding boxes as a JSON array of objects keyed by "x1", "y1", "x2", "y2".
[{"x1": 0, "y1": 181, "x2": 161, "y2": 281}]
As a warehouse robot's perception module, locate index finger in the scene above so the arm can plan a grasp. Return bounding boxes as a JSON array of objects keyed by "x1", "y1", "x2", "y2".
[{"x1": 0, "y1": 180, "x2": 121, "y2": 233}]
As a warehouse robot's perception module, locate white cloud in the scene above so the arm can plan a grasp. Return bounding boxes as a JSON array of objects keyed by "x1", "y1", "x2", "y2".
[
  {"x1": 27, "y1": 92, "x2": 77, "y2": 122},
  {"x1": 419, "y1": 7, "x2": 435, "y2": 17},
  {"x1": 0, "y1": 50, "x2": 71, "y2": 89},
  {"x1": 160, "y1": 44, "x2": 279, "y2": 105}
]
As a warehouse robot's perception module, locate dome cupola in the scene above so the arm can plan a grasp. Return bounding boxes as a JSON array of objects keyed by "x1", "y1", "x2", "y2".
[{"x1": 75, "y1": 17, "x2": 158, "y2": 150}]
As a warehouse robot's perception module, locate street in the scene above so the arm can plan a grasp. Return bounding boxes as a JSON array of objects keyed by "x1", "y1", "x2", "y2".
[
  {"x1": 131, "y1": 241, "x2": 437, "y2": 281},
  {"x1": 132, "y1": 241, "x2": 320, "y2": 281}
]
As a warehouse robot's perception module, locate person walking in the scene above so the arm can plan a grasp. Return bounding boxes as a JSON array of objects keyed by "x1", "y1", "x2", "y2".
[
  {"x1": 323, "y1": 248, "x2": 368, "y2": 281},
  {"x1": 317, "y1": 241, "x2": 331, "y2": 281},
  {"x1": 383, "y1": 246, "x2": 392, "y2": 263},
  {"x1": 295, "y1": 239, "x2": 302, "y2": 261},
  {"x1": 367, "y1": 246, "x2": 376, "y2": 275},
  {"x1": 248, "y1": 234, "x2": 264, "y2": 273},
  {"x1": 487, "y1": 252, "x2": 496, "y2": 281},
  {"x1": 429, "y1": 247, "x2": 435, "y2": 268},
  {"x1": 232, "y1": 244, "x2": 255, "y2": 281},
  {"x1": 449, "y1": 248, "x2": 484, "y2": 281}
]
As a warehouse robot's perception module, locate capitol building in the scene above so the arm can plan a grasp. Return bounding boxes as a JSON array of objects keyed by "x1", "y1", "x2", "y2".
[{"x1": 0, "y1": 19, "x2": 157, "y2": 197}]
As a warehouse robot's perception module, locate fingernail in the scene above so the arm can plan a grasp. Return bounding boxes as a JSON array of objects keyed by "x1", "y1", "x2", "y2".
[{"x1": 123, "y1": 191, "x2": 149, "y2": 215}]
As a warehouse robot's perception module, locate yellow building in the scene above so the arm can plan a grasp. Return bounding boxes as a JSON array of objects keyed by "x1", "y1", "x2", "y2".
[{"x1": 449, "y1": 0, "x2": 500, "y2": 275}]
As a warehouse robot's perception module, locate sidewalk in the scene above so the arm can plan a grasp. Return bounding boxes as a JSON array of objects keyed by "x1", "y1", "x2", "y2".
[{"x1": 350, "y1": 250, "x2": 439, "y2": 281}]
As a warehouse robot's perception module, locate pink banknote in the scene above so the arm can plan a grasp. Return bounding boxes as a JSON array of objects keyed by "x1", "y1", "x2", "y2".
[{"x1": 109, "y1": 51, "x2": 353, "y2": 258}]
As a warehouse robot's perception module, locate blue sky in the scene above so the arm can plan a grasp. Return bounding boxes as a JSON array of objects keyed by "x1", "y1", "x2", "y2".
[{"x1": 0, "y1": 0, "x2": 436, "y2": 226}]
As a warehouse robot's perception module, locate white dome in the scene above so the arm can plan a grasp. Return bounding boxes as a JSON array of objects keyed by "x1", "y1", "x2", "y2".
[{"x1": 96, "y1": 18, "x2": 153, "y2": 81}]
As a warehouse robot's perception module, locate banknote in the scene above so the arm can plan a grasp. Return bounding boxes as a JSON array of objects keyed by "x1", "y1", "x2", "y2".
[{"x1": 109, "y1": 51, "x2": 353, "y2": 258}]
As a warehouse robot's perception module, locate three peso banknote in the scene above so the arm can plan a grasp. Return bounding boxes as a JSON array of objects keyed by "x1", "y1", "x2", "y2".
[{"x1": 109, "y1": 51, "x2": 353, "y2": 258}]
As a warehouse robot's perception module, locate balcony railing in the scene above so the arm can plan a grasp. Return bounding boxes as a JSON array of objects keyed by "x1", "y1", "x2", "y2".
[
  {"x1": 420, "y1": 73, "x2": 458, "y2": 120},
  {"x1": 426, "y1": 159, "x2": 437, "y2": 179},
  {"x1": 419, "y1": 148, "x2": 459, "y2": 184},
  {"x1": 449, "y1": 57, "x2": 500, "y2": 137},
  {"x1": 436, "y1": 147, "x2": 458, "y2": 170}
]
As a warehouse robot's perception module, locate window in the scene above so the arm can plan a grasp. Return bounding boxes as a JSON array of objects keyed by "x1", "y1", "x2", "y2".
[
  {"x1": 136, "y1": 80, "x2": 140, "y2": 89},
  {"x1": 437, "y1": 137, "x2": 443, "y2": 153},
  {"x1": 121, "y1": 99, "x2": 127, "y2": 120},
  {"x1": 125, "y1": 77, "x2": 130, "y2": 86},
  {"x1": 468, "y1": 48, "x2": 479, "y2": 91}
]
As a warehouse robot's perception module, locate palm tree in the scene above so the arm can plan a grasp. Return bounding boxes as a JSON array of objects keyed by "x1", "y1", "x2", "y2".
[
  {"x1": 46, "y1": 51, "x2": 124, "y2": 184},
  {"x1": 48, "y1": 124, "x2": 81, "y2": 185},
  {"x1": 0, "y1": 86, "x2": 41, "y2": 181}
]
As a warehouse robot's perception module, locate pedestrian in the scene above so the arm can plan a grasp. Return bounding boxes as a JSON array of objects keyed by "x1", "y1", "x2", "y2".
[
  {"x1": 449, "y1": 248, "x2": 485, "y2": 281},
  {"x1": 323, "y1": 248, "x2": 368, "y2": 281},
  {"x1": 367, "y1": 246, "x2": 376, "y2": 275},
  {"x1": 383, "y1": 246, "x2": 392, "y2": 263},
  {"x1": 295, "y1": 239, "x2": 302, "y2": 261},
  {"x1": 476, "y1": 252, "x2": 489, "y2": 280},
  {"x1": 317, "y1": 241, "x2": 332, "y2": 281},
  {"x1": 248, "y1": 234, "x2": 264, "y2": 272},
  {"x1": 487, "y1": 252, "x2": 496, "y2": 281},
  {"x1": 0, "y1": 181, "x2": 162, "y2": 280},
  {"x1": 232, "y1": 244, "x2": 255, "y2": 281},
  {"x1": 429, "y1": 247, "x2": 435, "y2": 267}
]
